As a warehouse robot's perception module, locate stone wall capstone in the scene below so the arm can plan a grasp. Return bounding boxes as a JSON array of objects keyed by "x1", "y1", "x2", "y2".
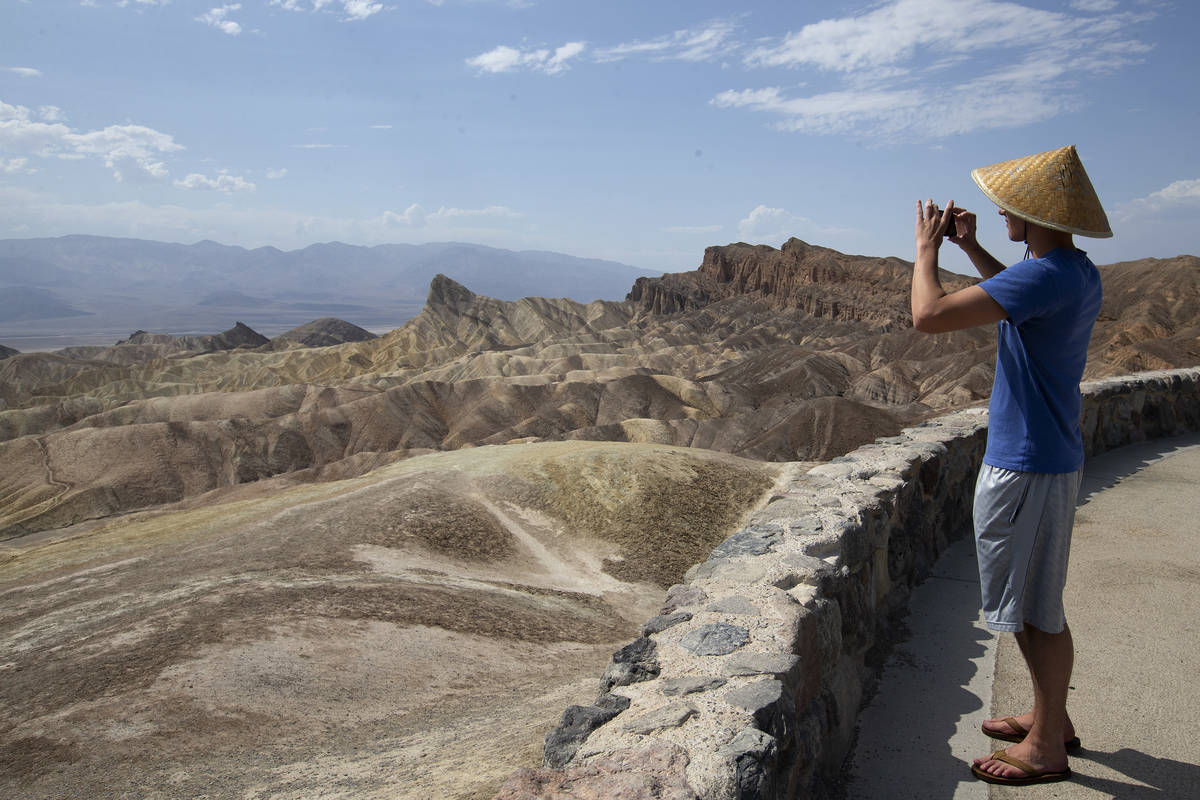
[{"x1": 495, "y1": 368, "x2": 1200, "y2": 800}]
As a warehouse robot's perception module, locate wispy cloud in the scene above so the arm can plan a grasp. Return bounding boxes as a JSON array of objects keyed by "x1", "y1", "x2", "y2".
[
  {"x1": 369, "y1": 123, "x2": 393, "y2": 129},
  {"x1": 340, "y1": 0, "x2": 382, "y2": 20},
  {"x1": 174, "y1": 171, "x2": 256, "y2": 192},
  {"x1": 266, "y1": 168, "x2": 288, "y2": 179},
  {"x1": 383, "y1": 204, "x2": 522, "y2": 228},
  {"x1": 594, "y1": 20, "x2": 739, "y2": 63},
  {"x1": 269, "y1": 0, "x2": 382, "y2": 21},
  {"x1": 0, "y1": 99, "x2": 183, "y2": 181},
  {"x1": 5, "y1": 67, "x2": 42, "y2": 78},
  {"x1": 1, "y1": 157, "x2": 36, "y2": 175},
  {"x1": 292, "y1": 143, "x2": 348, "y2": 149},
  {"x1": 467, "y1": 41, "x2": 587, "y2": 75},
  {"x1": 716, "y1": 0, "x2": 1153, "y2": 142},
  {"x1": 196, "y1": 4, "x2": 242, "y2": 36},
  {"x1": 1117, "y1": 178, "x2": 1200, "y2": 221}
]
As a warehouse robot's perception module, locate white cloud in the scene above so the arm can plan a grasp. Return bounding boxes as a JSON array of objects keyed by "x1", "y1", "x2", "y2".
[
  {"x1": 744, "y1": 0, "x2": 1071, "y2": 72},
  {"x1": 0, "y1": 99, "x2": 184, "y2": 180},
  {"x1": 383, "y1": 204, "x2": 522, "y2": 228},
  {"x1": 266, "y1": 168, "x2": 288, "y2": 179},
  {"x1": 735, "y1": 205, "x2": 854, "y2": 245},
  {"x1": 737, "y1": 205, "x2": 817, "y2": 243},
  {"x1": 467, "y1": 41, "x2": 587, "y2": 75},
  {"x1": 369, "y1": 123, "x2": 393, "y2": 129},
  {"x1": 293, "y1": 143, "x2": 348, "y2": 149},
  {"x1": 1146, "y1": 179, "x2": 1200, "y2": 204},
  {"x1": 1071, "y1": 0, "x2": 1118, "y2": 11},
  {"x1": 384, "y1": 203, "x2": 427, "y2": 227},
  {"x1": 1117, "y1": 178, "x2": 1200, "y2": 222},
  {"x1": 1, "y1": 157, "x2": 35, "y2": 174},
  {"x1": 6, "y1": 67, "x2": 42, "y2": 78},
  {"x1": 196, "y1": 4, "x2": 242, "y2": 36},
  {"x1": 340, "y1": 0, "x2": 382, "y2": 20},
  {"x1": 37, "y1": 105, "x2": 66, "y2": 122},
  {"x1": 174, "y1": 171, "x2": 256, "y2": 192},
  {"x1": 717, "y1": 0, "x2": 1152, "y2": 142},
  {"x1": 268, "y1": 0, "x2": 382, "y2": 20},
  {"x1": 595, "y1": 20, "x2": 739, "y2": 63}
]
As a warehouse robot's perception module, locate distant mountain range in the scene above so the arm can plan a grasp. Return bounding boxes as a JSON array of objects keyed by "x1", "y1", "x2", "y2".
[{"x1": 0, "y1": 235, "x2": 657, "y2": 319}]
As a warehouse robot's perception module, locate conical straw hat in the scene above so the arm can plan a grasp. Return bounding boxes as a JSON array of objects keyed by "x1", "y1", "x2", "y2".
[{"x1": 971, "y1": 145, "x2": 1112, "y2": 238}]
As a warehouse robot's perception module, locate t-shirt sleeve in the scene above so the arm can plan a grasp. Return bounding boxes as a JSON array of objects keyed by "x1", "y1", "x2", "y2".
[{"x1": 978, "y1": 259, "x2": 1060, "y2": 324}]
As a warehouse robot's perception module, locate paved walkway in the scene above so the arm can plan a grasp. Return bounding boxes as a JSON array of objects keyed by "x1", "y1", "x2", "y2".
[{"x1": 843, "y1": 433, "x2": 1200, "y2": 799}]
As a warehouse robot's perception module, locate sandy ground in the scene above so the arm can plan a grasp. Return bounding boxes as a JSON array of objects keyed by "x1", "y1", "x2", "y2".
[{"x1": 0, "y1": 441, "x2": 781, "y2": 800}]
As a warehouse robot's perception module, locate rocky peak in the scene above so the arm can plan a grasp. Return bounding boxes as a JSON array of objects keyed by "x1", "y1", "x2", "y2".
[
  {"x1": 427, "y1": 274, "x2": 478, "y2": 310},
  {"x1": 275, "y1": 317, "x2": 378, "y2": 348},
  {"x1": 213, "y1": 322, "x2": 270, "y2": 349}
]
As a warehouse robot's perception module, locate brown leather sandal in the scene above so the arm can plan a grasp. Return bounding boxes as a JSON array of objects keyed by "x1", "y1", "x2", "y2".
[
  {"x1": 982, "y1": 716, "x2": 1082, "y2": 751},
  {"x1": 971, "y1": 749, "x2": 1072, "y2": 785}
]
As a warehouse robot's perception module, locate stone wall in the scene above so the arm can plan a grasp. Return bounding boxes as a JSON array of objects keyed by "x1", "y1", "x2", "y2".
[{"x1": 496, "y1": 368, "x2": 1200, "y2": 800}]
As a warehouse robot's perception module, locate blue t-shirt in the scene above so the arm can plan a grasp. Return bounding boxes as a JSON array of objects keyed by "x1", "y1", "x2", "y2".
[{"x1": 978, "y1": 248, "x2": 1102, "y2": 473}]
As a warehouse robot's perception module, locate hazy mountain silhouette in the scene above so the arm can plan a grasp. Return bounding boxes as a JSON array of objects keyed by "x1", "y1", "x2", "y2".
[
  {"x1": 0, "y1": 235, "x2": 658, "y2": 317},
  {"x1": 0, "y1": 286, "x2": 92, "y2": 323}
]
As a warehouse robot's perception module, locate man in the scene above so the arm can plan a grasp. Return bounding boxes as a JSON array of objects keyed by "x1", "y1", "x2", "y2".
[{"x1": 910, "y1": 145, "x2": 1110, "y2": 786}]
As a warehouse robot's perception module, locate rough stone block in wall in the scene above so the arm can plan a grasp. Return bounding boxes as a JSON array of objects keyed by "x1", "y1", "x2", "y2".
[{"x1": 500, "y1": 368, "x2": 1200, "y2": 800}]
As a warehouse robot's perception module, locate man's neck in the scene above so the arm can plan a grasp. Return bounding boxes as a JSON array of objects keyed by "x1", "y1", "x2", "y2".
[{"x1": 1027, "y1": 226, "x2": 1075, "y2": 258}]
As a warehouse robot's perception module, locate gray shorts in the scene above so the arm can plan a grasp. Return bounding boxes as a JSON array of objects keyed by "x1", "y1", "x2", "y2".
[{"x1": 973, "y1": 464, "x2": 1082, "y2": 633}]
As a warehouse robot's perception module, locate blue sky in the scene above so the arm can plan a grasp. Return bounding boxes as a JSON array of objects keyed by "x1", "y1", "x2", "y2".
[{"x1": 2, "y1": 0, "x2": 1197, "y2": 274}]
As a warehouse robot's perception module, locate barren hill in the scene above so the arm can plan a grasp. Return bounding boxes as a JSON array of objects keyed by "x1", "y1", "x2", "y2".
[{"x1": 0, "y1": 441, "x2": 782, "y2": 799}]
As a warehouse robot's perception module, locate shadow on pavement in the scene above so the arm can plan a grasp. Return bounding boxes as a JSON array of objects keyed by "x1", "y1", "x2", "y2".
[
  {"x1": 1070, "y1": 747, "x2": 1200, "y2": 797},
  {"x1": 1077, "y1": 432, "x2": 1200, "y2": 507},
  {"x1": 838, "y1": 537, "x2": 993, "y2": 799}
]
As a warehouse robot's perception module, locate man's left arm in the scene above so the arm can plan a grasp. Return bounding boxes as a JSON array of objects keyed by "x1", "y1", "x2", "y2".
[{"x1": 912, "y1": 199, "x2": 1008, "y2": 333}]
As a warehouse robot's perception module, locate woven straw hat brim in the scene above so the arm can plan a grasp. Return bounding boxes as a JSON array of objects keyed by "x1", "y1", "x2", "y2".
[{"x1": 971, "y1": 145, "x2": 1112, "y2": 238}]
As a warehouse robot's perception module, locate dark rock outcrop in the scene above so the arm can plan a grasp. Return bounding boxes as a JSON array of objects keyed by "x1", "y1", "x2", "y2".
[
  {"x1": 0, "y1": 343, "x2": 18, "y2": 359},
  {"x1": 629, "y1": 238, "x2": 975, "y2": 325},
  {"x1": 273, "y1": 317, "x2": 378, "y2": 348}
]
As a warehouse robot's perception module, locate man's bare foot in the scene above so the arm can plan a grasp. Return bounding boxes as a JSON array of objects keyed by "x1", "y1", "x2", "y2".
[
  {"x1": 972, "y1": 739, "x2": 1069, "y2": 782},
  {"x1": 982, "y1": 712, "x2": 1078, "y2": 745}
]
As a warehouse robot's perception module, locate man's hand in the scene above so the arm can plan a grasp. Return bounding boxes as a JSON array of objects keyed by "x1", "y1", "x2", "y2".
[
  {"x1": 911, "y1": 198, "x2": 1007, "y2": 333},
  {"x1": 946, "y1": 206, "x2": 980, "y2": 251},
  {"x1": 915, "y1": 199, "x2": 954, "y2": 253}
]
